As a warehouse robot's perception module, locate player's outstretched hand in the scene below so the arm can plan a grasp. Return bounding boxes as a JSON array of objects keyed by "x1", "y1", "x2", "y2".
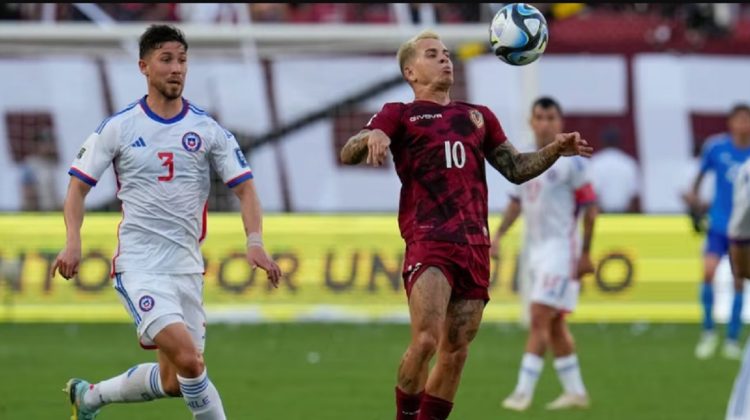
[
  {"x1": 247, "y1": 246, "x2": 282, "y2": 288},
  {"x1": 577, "y1": 253, "x2": 596, "y2": 278},
  {"x1": 555, "y1": 132, "x2": 593, "y2": 158},
  {"x1": 366, "y1": 129, "x2": 391, "y2": 167},
  {"x1": 50, "y1": 245, "x2": 82, "y2": 280}
]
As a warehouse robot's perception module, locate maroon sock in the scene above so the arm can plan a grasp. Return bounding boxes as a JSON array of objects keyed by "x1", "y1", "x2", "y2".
[
  {"x1": 396, "y1": 387, "x2": 423, "y2": 420},
  {"x1": 416, "y1": 393, "x2": 453, "y2": 420}
]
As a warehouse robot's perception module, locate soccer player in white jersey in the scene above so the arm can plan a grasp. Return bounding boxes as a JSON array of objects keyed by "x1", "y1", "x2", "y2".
[
  {"x1": 51, "y1": 25, "x2": 282, "y2": 420},
  {"x1": 726, "y1": 158, "x2": 750, "y2": 420},
  {"x1": 490, "y1": 97, "x2": 598, "y2": 411}
]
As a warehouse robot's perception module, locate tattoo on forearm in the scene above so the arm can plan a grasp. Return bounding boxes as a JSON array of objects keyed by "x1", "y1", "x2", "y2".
[
  {"x1": 487, "y1": 142, "x2": 560, "y2": 184},
  {"x1": 340, "y1": 130, "x2": 370, "y2": 164}
]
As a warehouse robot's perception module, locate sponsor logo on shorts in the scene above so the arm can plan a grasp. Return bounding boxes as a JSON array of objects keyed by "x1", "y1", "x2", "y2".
[
  {"x1": 139, "y1": 295, "x2": 155, "y2": 312},
  {"x1": 406, "y1": 262, "x2": 423, "y2": 284},
  {"x1": 182, "y1": 132, "x2": 202, "y2": 152}
]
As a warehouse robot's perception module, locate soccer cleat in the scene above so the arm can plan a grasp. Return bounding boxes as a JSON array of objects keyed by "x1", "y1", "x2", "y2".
[
  {"x1": 545, "y1": 393, "x2": 590, "y2": 410},
  {"x1": 64, "y1": 378, "x2": 100, "y2": 420},
  {"x1": 723, "y1": 340, "x2": 743, "y2": 360},
  {"x1": 501, "y1": 392, "x2": 532, "y2": 411},
  {"x1": 695, "y1": 331, "x2": 719, "y2": 359}
]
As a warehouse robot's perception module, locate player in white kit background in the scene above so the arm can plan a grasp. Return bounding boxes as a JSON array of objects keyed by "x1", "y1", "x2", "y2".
[
  {"x1": 726, "y1": 157, "x2": 750, "y2": 420},
  {"x1": 490, "y1": 97, "x2": 599, "y2": 412},
  {"x1": 51, "y1": 25, "x2": 282, "y2": 420}
]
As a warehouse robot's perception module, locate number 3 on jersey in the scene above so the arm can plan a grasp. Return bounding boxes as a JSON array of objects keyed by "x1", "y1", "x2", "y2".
[
  {"x1": 158, "y1": 152, "x2": 174, "y2": 181},
  {"x1": 444, "y1": 140, "x2": 466, "y2": 168}
]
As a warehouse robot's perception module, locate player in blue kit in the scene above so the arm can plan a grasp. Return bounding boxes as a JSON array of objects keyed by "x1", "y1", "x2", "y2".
[{"x1": 683, "y1": 103, "x2": 750, "y2": 360}]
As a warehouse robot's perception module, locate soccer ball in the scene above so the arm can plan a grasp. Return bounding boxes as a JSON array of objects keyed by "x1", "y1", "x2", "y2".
[{"x1": 489, "y1": 3, "x2": 549, "y2": 66}]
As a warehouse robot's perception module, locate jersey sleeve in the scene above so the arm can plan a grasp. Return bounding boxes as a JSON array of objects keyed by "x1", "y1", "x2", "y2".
[
  {"x1": 570, "y1": 157, "x2": 597, "y2": 206},
  {"x1": 480, "y1": 106, "x2": 508, "y2": 155},
  {"x1": 699, "y1": 140, "x2": 716, "y2": 174},
  {"x1": 68, "y1": 124, "x2": 119, "y2": 187},
  {"x1": 209, "y1": 124, "x2": 254, "y2": 188},
  {"x1": 364, "y1": 103, "x2": 404, "y2": 140}
]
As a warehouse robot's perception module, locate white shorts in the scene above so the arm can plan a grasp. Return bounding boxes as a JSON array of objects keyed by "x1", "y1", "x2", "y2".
[
  {"x1": 726, "y1": 338, "x2": 750, "y2": 420},
  {"x1": 528, "y1": 243, "x2": 580, "y2": 312},
  {"x1": 113, "y1": 272, "x2": 206, "y2": 352},
  {"x1": 730, "y1": 163, "x2": 750, "y2": 241}
]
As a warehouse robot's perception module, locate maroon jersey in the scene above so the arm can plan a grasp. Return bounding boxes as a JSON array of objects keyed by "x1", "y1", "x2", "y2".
[{"x1": 365, "y1": 100, "x2": 508, "y2": 246}]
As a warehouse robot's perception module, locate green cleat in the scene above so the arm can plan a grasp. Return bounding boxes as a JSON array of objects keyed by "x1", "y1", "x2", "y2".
[{"x1": 63, "y1": 378, "x2": 100, "y2": 420}]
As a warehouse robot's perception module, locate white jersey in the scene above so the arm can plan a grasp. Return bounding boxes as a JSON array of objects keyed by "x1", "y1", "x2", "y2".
[
  {"x1": 512, "y1": 157, "x2": 595, "y2": 248},
  {"x1": 512, "y1": 157, "x2": 596, "y2": 311},
  {"x1": 69, "y1": 96, "x2": 253, "y2": 275}
]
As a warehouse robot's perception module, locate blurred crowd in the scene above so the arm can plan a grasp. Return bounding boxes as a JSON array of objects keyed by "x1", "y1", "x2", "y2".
[{"x1": 0, "y1": 3, "x2": 748, "y2": 34}]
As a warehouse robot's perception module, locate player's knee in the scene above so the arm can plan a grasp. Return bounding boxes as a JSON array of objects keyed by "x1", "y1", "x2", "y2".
[
  {"x1": 442, "y1": 346, "x2": 469, "y2": 369},
  {"x1": 704, "y1": 259, "x2": 719, "y2": 281},
  {"x1": 549, "y1": 315, "x2": 564, "y2": 336},
  {"x1": 172, "y1": 350, "x2": 205, "y2": 378},
  {"x1": 550, "y1": 326, "x2": 570, "y2": 347},
  {"x1": 412, "y1": 331, "x2": 439, "y2": 359},
  {"x1": 529, "y1": 313, "x2": 551, "y2": 334}
]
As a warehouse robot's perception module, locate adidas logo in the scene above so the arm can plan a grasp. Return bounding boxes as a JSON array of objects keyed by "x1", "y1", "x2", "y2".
[{"x1": 131, "y1": 137, "x2": 147, "y2": 148}]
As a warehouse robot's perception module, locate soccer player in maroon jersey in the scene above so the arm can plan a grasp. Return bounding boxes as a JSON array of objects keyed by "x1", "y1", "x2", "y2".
[{"x1": 340, "y1": 30, "x2": 592, "y2": 420}]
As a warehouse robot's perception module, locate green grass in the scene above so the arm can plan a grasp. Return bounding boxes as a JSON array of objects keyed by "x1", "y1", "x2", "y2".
[{"x1": 0, "y1": 323, "x2": 743, "y2": 419}]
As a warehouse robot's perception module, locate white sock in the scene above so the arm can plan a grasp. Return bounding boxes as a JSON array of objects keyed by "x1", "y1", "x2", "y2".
[
  {"x1": 514, "y1": 353, "x2": 544, "y2": 396},
  {"x1": 554, "y1": 354, "x2": 587, "y2": 396},
  {"x1": 177, "y1": 369, "x2": 226, "y2": 420},
  {"x1": 84, "y1": 363, "x2": 167, "y2": 409}
]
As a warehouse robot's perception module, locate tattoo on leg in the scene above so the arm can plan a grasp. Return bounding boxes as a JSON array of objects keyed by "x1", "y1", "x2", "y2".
[{"x1": 446, "y1": 300, "x2": 483, "y2": 346}]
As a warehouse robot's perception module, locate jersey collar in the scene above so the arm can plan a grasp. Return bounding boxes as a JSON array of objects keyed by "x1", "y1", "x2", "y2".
[{"x1": 139, "y1": 95, "x2": 189, "y2": 124}]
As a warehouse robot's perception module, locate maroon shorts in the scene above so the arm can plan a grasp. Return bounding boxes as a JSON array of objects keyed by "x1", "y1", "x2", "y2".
[{"x1": 402, "y1": 240, "x2": 491, "y2": 302}]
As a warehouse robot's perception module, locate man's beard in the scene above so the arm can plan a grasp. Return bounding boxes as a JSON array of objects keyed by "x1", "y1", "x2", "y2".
[{"x1": 158, "y1": 83, "x2": 183, "y2": 100}]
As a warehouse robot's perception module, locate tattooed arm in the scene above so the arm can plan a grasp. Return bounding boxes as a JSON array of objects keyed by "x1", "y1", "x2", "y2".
[
  {"x1": 340, "y1": 129, "x2": 391, "y2": 167},
  {"x1": 486, "y1": 141, "x2": 562, "y2": 184},
  {"x1": 487, "y1": 132, "x2": 592, "y2": 184},
  {"x1": 340, "y1": 130, "x2": 370, "y2": 165}
]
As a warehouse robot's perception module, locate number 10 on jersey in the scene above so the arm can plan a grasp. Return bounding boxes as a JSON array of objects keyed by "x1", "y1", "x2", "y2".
[{"x1": 444, "y1": 140, "x2": 466, "y2": 168}]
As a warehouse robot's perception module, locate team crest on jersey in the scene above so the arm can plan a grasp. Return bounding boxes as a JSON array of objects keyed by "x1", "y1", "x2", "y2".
[
  {"x1": 469, "y1": 109, "x2": 484, "y2": 129},
  {"x1": 139, "y1": 295, "x2": 155, "y2": 312},
  {"x1": 181, "y1": 132, "x2": 202, "y2": 152}
]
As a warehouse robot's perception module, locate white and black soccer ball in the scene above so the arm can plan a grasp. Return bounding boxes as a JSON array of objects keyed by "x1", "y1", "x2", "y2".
[{"x1": 489, "y1": 3, "x2": 549, "y2": 66}]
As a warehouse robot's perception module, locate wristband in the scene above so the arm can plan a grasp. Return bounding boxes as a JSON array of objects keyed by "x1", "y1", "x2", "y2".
[{"x1": 247, "y1": 232, "x2": 264, "y2": 248}]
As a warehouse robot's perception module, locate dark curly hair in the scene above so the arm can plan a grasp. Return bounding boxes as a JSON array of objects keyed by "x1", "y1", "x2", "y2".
[{"x1": 139, "y1": 24, "x2": 188, "y2": 59}]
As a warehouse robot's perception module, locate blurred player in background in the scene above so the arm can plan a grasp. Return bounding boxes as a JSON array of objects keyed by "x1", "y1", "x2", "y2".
[
  {"x1": 51, "y1": 24, "x2": 281, "y2": 420},
  {"x1": 491, "y1": 97, "x2": 597, "y2": 411},
  {"x1": 727, "y1": 157, "x2": 750, "y2": 420},
  {"x1": 340, "y1": 31, "x2": 592, "y2": 420},
  {"x1": 682, "y1": 103, "x2": 750, "y2": 360}
]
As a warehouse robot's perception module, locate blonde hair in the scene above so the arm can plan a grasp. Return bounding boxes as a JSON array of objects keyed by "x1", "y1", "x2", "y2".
[{"x1": 397, "y1": 30, "x2": 441, "y2": 75}]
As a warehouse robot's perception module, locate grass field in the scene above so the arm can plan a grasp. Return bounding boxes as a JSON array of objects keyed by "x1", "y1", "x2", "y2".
[{"x1": 0, "y1": 322, "x2": 744, "y2": 420}]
